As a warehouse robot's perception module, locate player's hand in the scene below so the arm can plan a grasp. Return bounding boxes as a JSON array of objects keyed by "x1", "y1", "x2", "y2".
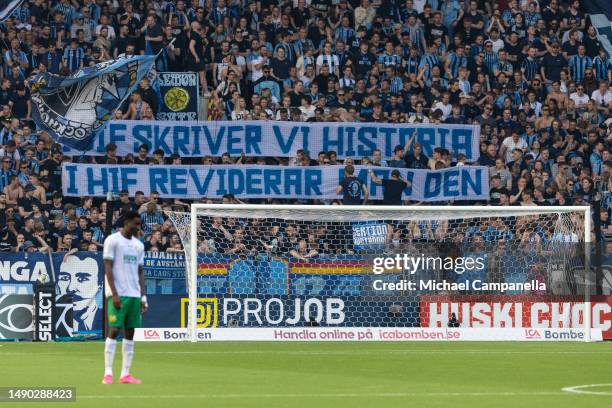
[
  {"x1": 141, "y1": 301, "x2": 148, "y2": 314},
  {"x1": 112, "y1": 294, "x2": 121, "y2": 310}
]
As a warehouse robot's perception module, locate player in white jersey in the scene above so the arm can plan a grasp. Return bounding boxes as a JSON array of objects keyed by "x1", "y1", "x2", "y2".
[{"x1": 101, "y1": 211, "x2": 146, "y2": 385}]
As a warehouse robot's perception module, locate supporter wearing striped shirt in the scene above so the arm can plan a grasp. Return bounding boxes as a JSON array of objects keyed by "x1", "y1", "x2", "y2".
[
  {"x1": 404, "y1": 15, "x2": 426, "y2": 54},
  {"x1": 335, "y1": 16, "x2": 356, "y2": 45},
  {"x1": 274, "y1": 32, "x2": 296, "y2": 63},
  {"x1": 399, "y1": 0, "x2": 418, "y2": 23},
  {"x1": 0, "y1": 158, "x2": 15, "y2": 192},
  {"x1": 419, "y1": 43, "x2": 440, "y2": 81},
  {"x1": 63, "y1": 40, "x2": 85, "y2": 72},
  {"x1": 445, "y1": 46, "x2": 468, "y2": 79},
  {"x1": 140, "y1": 202, "x2": 164, "y2": 235},
  {"x1": 502, "y1": 3, "x2": 520, "y2": 28},
  {"x1": 208, "y1": 0, "x2": 228, "y2": 25},
  {"x1": 53, "y1": 0, "x2": 75, "y2": 25},
  {"x1": 493, "y1": 50, "x2": 514, "y2": 77},
  {"x1": 22, "y1": 149, "x2": 40, "y2": 175},
  {"x1": 384, "y1": 66, "x2": 403, "y2": 93},
  {"x1": 84, "y1": 0, "x2": 101, "y2": 23},
  {"x1": 403, "y1": 46, "x2": 420, "y2": 76},
  {"x1": 469, "y1": 36, "x2": 485, "y2": 59},
  {"x1": 568, "y1": 45, "x2": 592, "y2": 83},
  {"x1": 173, "y1": 0, "x2": 189, "y2": 26},
  {"x1": 3, "y1": 39, "x2": 28, "y2": 77},
  {"x1": 294, "y1": 28, "x2": 315, "y2": 57},
  {"x1": 377, "y1": 41, "x2": 402, "y2": 68},
  {"x1": 50, "y1": 12, "x2": 68, "y2": 43},
  {"x1": 592, "y1": 49, "x2": 610, "y2": 82},
  {"x1": 483, "y1": 41, "x2": 499, "y2": 73},
  {"x1": 521, "y1": 47, "x2": 540, "y2": 82},
  {"x1": 457, "y1": 67, "x2": 471, "y2": 94},
  {"x1": 12, "y1": 6, "x2": 30, "y2": 24},
  {"x1": 523, "y1": 2, "x2": 542, "y2": 27},
  {"x1": 41, "y1": 46, "x2": 63, "y2": 74}
]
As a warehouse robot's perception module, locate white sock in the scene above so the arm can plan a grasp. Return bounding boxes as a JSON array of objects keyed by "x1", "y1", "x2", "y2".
[
  {"x1": 104, "y1": 338, "x2": 117, "y2": 376},
  {"x1": 121, "y1": 340, "x2": 135, "y2": 377}
]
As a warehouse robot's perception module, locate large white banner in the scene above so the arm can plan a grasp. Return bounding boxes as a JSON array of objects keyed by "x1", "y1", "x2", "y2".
[
  {"x1": 62, "y1": 164, "x2": 490, "y2": 201},
  {"x1": 63, "y1": 120, "x2": 481, "y2": 161}
]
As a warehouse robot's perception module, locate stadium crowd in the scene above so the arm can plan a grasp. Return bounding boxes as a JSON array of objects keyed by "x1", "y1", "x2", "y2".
[{"x1": 0, "y1": 0, "x2": 610, "y2": 253}]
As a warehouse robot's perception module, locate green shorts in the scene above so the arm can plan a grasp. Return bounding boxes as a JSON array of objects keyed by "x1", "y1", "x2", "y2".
[{"x1": 107, "y1": 296, "x2": 142, "y2": 329}]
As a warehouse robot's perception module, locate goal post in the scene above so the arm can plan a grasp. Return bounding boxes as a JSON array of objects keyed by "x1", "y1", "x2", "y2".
[{"x1": 164, "y1": 204, "x2": 598, "y2": 342}]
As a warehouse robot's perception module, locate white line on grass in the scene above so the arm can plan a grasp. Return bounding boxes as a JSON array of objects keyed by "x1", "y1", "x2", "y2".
[
  {"x1": 143, "y1": 350, "x2": 612, "y2": 355},
  {"x1": 78, "y1": 391, "x2": 566, "y2": 400},
  {"x1": 2, "y1": 350, "x2": 612, "y2": 356},
  {"x1": 562, "y1": 384, "x2": 612, "y2": 396}
]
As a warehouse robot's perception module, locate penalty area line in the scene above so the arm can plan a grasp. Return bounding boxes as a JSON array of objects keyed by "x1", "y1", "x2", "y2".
[
  {"x1": 79, "y1": 391, "x2": 565, "y2": 400},
  {"x1": 562, "y1": 384, "x2": 612, "y2": 396}
]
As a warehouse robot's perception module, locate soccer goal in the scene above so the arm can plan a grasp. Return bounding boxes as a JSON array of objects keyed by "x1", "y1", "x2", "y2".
[{"x1": 165, "y1": 205, "x2": 600, "y2": 342}]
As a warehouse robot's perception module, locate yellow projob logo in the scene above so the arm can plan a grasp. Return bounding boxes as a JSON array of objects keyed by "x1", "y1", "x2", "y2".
[
  {"x1": 180, "y1": 298, "x2": 218, "y2": 328},
  {"x1": 108, "y1": 314, "x2": 117, "y2": 323},
  {"x1": 164, "y1": 87, "x2": 190, "y2": 112}
]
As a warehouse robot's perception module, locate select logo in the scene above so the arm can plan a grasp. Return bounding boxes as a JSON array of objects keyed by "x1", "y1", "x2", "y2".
[{"x1": 35, "y1": 289, "x2": 54, "y2": 342}]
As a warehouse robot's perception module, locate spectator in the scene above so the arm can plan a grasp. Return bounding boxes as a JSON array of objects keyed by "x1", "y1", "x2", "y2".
[
  {"x1": 141, "y1": 201, "x2": 164, "y2": 234},
  {"x1": 369, "y1": 168, "x2": 410, "y2": 205},
  {"x1": 0, "y1": 0, "x2": 605, "y2": 256},
  {"x1": 336, "y1": 164, "x2": 368, "y2": 205}
]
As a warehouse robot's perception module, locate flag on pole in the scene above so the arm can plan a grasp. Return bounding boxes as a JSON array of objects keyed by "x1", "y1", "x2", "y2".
[
  {"x1": 0, "y1": 0, "x2": 25, "y2": 21},
  {"x1": 30, "y1": 55, "x2": 156, "y2": 151}
]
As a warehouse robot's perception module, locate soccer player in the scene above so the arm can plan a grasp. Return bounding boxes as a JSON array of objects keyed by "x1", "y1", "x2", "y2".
[{"x1": 102, "y1": 211, "x2": 146, "y2": 385}]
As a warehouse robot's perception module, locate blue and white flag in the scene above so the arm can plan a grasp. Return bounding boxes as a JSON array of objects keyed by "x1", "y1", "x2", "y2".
[
  {"x1": 0, "y1": 0, "x2": 24, "y2": 21},
  {"x1": 30, "y1": 55, "x2": 155, "y2": 151},
  {"x1": 584, "y1": 0, "x2": 612, "y2": 58}
]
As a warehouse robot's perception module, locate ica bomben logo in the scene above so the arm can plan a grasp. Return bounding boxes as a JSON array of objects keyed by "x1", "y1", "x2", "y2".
[{"x1": 180, "y1": 298, "x2": 218, "y2": 328}]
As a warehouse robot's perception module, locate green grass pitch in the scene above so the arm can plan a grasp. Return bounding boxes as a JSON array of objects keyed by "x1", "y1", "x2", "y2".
[{"x1": 2, "y1": 341, "x2": 612, "y2": 407}]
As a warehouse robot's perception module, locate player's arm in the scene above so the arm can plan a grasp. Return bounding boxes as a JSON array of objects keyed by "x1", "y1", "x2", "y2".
[
  {"x1": 103, "y1": 237, "x2": 121, "y2": 309},
  {"x1": 104, "y1": 259, "x2": 121, "y2": 310},
  {"x1": 138, "y1": 244, "x2": 147, "y2": 313},
  {"x1": 335, "y1": 184, "x2": 343, "y2": 195},
  {"x1": 139, "y1": 264, "x2": 147, "y2": 313}
]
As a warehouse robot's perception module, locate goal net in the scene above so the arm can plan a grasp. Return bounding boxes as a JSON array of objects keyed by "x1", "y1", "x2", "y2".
[{"x1": 165, "y1": 205, "x2": 599, "y2": 342}]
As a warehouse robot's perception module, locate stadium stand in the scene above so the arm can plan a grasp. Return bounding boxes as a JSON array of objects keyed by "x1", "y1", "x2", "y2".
[{"x1": 0, "y1": 0, "x2": 610, "y2": 254}]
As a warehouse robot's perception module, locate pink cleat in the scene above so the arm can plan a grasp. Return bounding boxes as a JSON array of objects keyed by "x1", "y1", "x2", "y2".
[
  {"x1": 102, "y1": 375, "x2": 113, "y2": 385},
  {"x1": 119, "y1": 375, "x2": 142, "y2": 384}
]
